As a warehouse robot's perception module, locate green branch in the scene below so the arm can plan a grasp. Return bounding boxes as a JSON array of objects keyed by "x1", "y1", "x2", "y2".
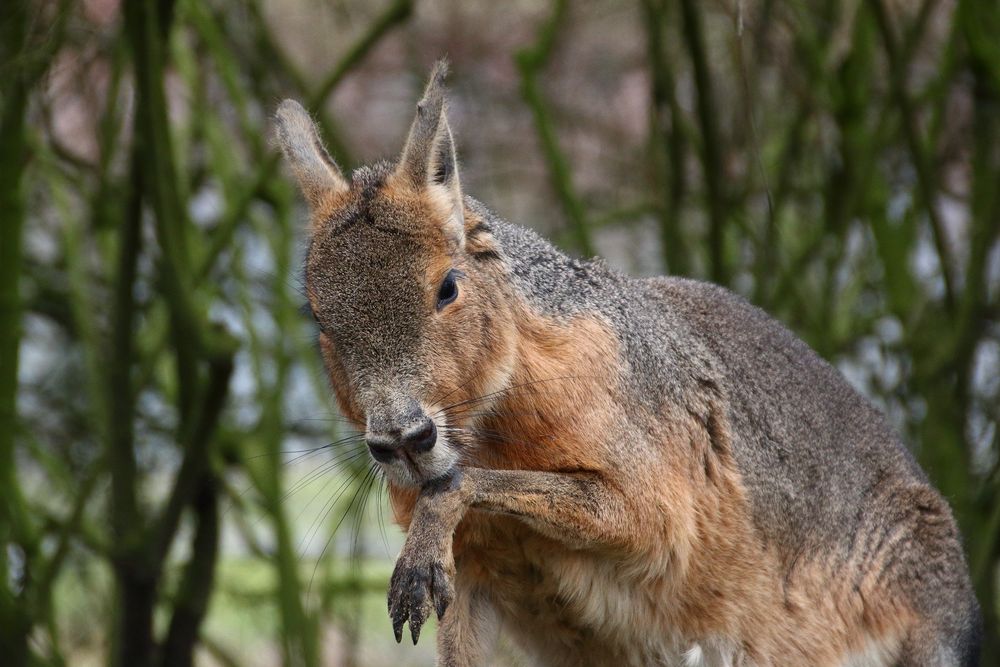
[
  {"x1": 516, "y1": 0, "x2": 596, "y2": 257},
  {"x1": 678, "y1": 0, "x2": 729, "y2": 284},
  {"x1": 159, "y1": 477, "x2": 220, "y2": 667},
  {"x1": 150, "y1": 353, "x2": 233, "y2": 568},
  {"x1": 642, "y1": 0, "x2": 691, "y2": 276},
  {"x1": 0, "y1": 1, "x2": 70, "y2": 663},
  {"x1": 869, "y1": 0, "x2": 957, "y2": 311}
]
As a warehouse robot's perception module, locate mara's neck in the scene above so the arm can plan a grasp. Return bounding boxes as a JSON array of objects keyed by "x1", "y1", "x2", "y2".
[{"x1": 471, "y1": 306, "x2": 621, "y2": 475}]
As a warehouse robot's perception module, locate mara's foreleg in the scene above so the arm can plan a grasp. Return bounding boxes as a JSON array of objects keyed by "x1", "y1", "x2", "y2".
[{"x1": 387, "y1": 468, "x2": 635, "y2": 662}]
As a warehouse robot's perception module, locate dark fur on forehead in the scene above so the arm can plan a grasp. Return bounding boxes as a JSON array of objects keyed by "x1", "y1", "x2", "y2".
[
  {"x1": 309, "y1": 158, "x2": 458, "y2": 247},
  {"x1": 305, "y1": 158, "x2": 448, "y2": 297},
  {"x1": 350, "y1": 161, "x2": 393, "y2": 192},
  {"x1": 304, "y1": 159, "x2": 430, "y2": 378},
  {"x1": 309, "y1": 161, "x2": 393, "y2": 240}
]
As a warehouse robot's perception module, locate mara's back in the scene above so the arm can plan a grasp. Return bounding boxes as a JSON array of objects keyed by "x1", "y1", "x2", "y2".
[
  {"x1": 652, "y1": 276, "x2": 926, "y2": 551},
  {"x1": 647, "y1": 277, "x2": 979, "y2": 665}
]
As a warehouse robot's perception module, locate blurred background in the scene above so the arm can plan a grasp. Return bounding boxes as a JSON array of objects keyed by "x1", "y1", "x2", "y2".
[{"x1": 1, "y1": 0, "x2": 998, "y2": 665}]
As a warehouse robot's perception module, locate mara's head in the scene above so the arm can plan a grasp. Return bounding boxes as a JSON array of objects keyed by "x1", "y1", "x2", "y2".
[{"x1": 275, "y1": 62, "x2": 516, "y2": 488}]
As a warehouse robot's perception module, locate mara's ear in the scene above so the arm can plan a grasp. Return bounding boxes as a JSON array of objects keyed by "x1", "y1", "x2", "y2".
[
  {"x1": 274, "y1": 99, "x2": 348, "y2": 210},
  {"x1": 395, "y1": 60, "x2": 465, "y2": 245}
]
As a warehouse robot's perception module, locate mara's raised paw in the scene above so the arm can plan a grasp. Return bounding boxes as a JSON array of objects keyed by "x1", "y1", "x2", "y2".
[{"x1": 388, "y1": 549, "x2": 455, "y2": 644}]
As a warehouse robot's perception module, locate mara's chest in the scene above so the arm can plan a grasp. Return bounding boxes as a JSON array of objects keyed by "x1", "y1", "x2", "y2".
[{"x1": 455, "y1": 516, "x2": 737, "y2": 666}]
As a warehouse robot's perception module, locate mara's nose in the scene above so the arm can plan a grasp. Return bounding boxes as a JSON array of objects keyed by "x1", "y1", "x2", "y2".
[
  {"x1": 402, "y1": 419, "x2": 437, "y2": 453},
  {"x1": 366, "y1": 416, "x2": 437, "y2": 462}
]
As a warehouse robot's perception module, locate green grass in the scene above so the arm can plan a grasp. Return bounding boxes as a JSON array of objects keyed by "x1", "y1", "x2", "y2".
[{"x1": 49, "y1": 552, "x2": 440, "y2": 667}]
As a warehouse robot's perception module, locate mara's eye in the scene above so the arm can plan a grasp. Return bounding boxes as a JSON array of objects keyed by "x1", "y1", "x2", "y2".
[{"x1": 436, "y1": 269, "x2": 460, "y2": 311}]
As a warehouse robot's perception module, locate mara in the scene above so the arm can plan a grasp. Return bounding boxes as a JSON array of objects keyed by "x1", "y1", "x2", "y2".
[{"x1": 275, "y1": 62, "x2": 980, "y2": 667}]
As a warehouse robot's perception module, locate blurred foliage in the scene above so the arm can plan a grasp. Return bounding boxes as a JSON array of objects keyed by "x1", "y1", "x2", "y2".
[{"x1": 1, "y1": 0, "x2": 998, "y2": 665}]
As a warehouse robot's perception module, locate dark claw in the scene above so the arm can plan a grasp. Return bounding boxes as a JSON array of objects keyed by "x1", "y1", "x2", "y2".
[
  {"x1": 391, "y1": 596, "x2": 406, "y2": 643},
  {"x1": 435, "y1": 596, "x2": 448, "y2": 621},
  {"x1": 387, "y1": 541, "x2": 455, "y2": 645},
  {"x1": 392, "y1": 619, "x2": 403, "y2": 644},
  {"x1": 432, "y1": 562, "x2": 453, "y2": 620},
  {"x1": 389, "y1": 573, "x2": 407, "y2": 643},
  {"x1": 408, "y1": 573, "x2": 428, "y2": 644}
]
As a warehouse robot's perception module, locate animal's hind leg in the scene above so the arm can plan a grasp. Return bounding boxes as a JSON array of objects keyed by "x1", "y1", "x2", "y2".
[
  {"x1": 894, "y1": 620, "x2": 981, "y2": 667},
  {"x1": 868, "y1": 486, "x2": 981, "y2": 667}
]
